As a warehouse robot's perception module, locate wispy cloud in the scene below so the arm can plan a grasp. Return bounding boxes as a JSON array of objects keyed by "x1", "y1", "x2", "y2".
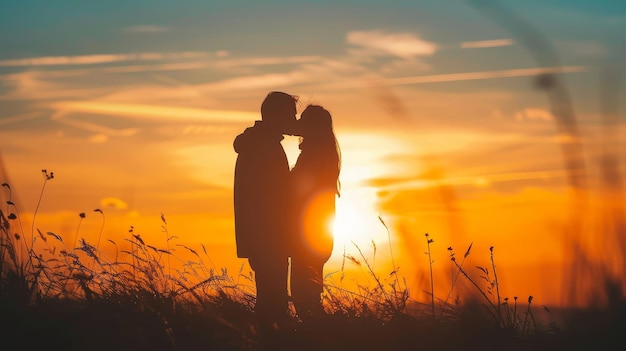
[
  {"x1": 0, "y1": 52, "x2": 210, "y2": 67},
  {"x1": 51, "y1": 111, "x2": 139, "y2": 137},
  {"x1": 197, "y1": 71, "x2": 310, "y2": 92},
  {"x1": 461, "y1": 38, "x2": 514, "y2": 49},
  {"x1": 385, "y1": 65, "x2": 586, "y2": 86},
  {"x1": 0, "y1": 54, "x2": 323, "y2": 81},
  {"x1": 346, "y1": 30, "x2": 438, "y2": 59},
  {"x1": 52, "y1": 101, "x2": 257, "y2": 123},
  {"x1": 295, "y1": 65, "x2": 587, "y2": 93},
  {"x1": 0, "y1": 112, "x2": 42, "y2": 126},
  {"x1": 368, "y1": 168, "x2": 584, "y2": 191},
  {"x1": 0, "y1": 71, "x2": 105, "y2": 101},
  {"x1": 46, "y1": 100, "x2": 260, "y2": 141},
  {"x1": 0, "y1": 62, "x2": 211, "y2": 80},
  {"x1": 215, "y1": 55, "x2": 322, "y2": 68}
]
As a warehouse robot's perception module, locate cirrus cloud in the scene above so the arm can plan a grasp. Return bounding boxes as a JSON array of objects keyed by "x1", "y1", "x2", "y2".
[{"x1": 346, "y1": 30, "x2": 438, "y2": 59}]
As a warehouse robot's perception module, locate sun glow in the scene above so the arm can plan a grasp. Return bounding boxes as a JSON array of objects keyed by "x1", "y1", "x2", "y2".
[{"x1": 331, "y1": 188, "x2": 387, "y2": 248}]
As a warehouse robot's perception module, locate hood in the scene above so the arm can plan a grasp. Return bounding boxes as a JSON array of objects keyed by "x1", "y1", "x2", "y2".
[{"x1": 233, "y1": 120, "x2": 284, "y2": 154}]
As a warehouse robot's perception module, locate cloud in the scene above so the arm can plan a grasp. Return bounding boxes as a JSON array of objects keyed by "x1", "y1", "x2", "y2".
[
  {"x1": 88, "y1": 134, "x2": 110, "y2": 143},
  {"x1": 346, "y1": 30, "x2": 438, "y2": 59},
  {"x1": 51, "y1": 110, "x2": 139, "y2": 137},
  {"x1": 295, "y1": 65, "x2": 587, "y2": 94},
  {"x1": 215, "y1": 55, "x2": 322, "y2": 68},
  {"x1": 0, "y1": 61, "x2": 215, "y2": 91},
  {"x1": 0, "y1": 52, "x2": 211, "y2": 67},
  {"x1": 0, "y1": 55, "x2": 324, "y2": 82},
  {"x1": 461, "y1": 39, "x2": 514, "y2": 49},
  {"x1": 0, "y1": 112, "x2": 42, "y2": 126},
  {"x1": 52, "y1": 101, "x2": 257, "y2": 123},
  {"x1": 197, "y1": 71, "x2": 310, "y2": 92},
  {"x1": 100, "y1": 197, "x2": 129, "y2": 210},
  {"x1": 368, "y1": 168, "x2": 581, "y2": 192},
  {"x1": 125, "y1": 25, "x2": 170, "y2": 33},
  {"x1": 385, "y1": 65, "x2": 586, "y2": 86},
  {"x1": 0, "y1": 71, "x2": 105, "y2": 101}
]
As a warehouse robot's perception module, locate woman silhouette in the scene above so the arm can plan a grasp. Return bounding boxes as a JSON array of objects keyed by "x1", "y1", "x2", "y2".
[{"x1": 290, "y1": 104, "x2": 341, "y2": 321}]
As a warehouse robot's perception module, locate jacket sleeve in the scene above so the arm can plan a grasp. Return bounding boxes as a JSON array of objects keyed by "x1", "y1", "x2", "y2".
[{"x1": 233, "y1": 127, "x2": 256, "y2": 154}]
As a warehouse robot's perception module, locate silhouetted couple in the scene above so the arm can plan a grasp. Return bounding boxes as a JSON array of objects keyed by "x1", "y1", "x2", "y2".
[{"x1": 233, "y1": 91, "x2": 341, "y2": 333}]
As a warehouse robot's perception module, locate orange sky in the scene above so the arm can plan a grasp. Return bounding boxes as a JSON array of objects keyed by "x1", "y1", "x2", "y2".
[{"x1": 1, "y1": 1, "x2": 625, "y2": 308}]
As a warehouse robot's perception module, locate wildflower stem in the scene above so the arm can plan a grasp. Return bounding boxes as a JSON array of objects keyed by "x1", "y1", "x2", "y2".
[
  {"x1": 451, "y1": 255, "x2": 497, "y2": 316},
  {"x1": 490, "y1": 246, "x2": 502, "y2": 323},
  {"x1": 426, "y1": 233, "x2": 435, "y2": 318},
  {"x1": 32, "y1": 170, "x2": 54, "y2": 250}
]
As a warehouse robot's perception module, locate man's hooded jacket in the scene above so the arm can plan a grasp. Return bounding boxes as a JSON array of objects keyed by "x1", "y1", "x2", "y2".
[{"x1": 233, "y1": 121, "x2": 292, "y2": 258}]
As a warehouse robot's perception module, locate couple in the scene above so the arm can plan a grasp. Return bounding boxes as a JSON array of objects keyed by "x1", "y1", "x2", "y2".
[{"x1": 233, "y1": 91, "x2": 341, "y2": 330}]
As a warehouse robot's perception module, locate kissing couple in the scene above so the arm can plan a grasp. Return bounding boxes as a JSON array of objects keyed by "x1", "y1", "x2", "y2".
[{"x1": 233, "y1": 91, "x2": 341, "y2": 331}]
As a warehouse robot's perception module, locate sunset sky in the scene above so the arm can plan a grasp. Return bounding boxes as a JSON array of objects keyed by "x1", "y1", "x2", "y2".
[{"x1": 1, "y1": 0, "x2": 625, "y2": 307}]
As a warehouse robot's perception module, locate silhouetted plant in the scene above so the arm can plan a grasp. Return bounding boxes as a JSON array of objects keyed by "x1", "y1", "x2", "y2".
[
  {"x1": 490, "y1": 245, "x2": 502, "y2": 323},
  {"x1": 94, "y1": 208, "x2": 105, "y2": 251},
  {"x1": 425, "y1": 232, "x2": 435, "y2": 317},
  {"x1": 32, "y1": 169, "x2": 54, "y2": 243},
  {"x1": 1, "y1": 171, "x2": 576, "y2": 350},
  {"x1": 442, "y1": 242, "x2": 472, "y2": 310}
]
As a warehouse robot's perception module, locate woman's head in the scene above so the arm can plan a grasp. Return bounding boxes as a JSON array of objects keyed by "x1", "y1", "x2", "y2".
[
  {"x1": 298, "y1": 104, "x2": 342, "y2": 196},
  {"x1": 298, "y1": 104, "x2": 333, "y2": 139}
]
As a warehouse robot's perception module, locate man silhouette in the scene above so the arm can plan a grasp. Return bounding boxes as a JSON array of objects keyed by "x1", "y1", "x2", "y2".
[{"x1": 233, "y1": 91, "x2": 299, "y2": 331}]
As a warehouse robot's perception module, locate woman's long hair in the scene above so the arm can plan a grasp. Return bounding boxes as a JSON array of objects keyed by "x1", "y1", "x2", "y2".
[{"x1": 299, "y1": 104, "x2": 341, "y2": 197}]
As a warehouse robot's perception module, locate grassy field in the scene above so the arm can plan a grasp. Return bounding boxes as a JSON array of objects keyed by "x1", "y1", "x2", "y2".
[{"x1": 1, "y1": 176, "x2": 624, "y2": 351}]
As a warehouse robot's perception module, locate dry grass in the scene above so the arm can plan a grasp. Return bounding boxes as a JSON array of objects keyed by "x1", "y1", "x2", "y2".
[{"x1": 1, "y1": 175, "x2": 624, "y2": 351}]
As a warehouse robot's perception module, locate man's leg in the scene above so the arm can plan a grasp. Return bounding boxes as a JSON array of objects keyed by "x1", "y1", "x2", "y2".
[{"x1": 249, "y1": 256, "x2": 289, "y2": 329}]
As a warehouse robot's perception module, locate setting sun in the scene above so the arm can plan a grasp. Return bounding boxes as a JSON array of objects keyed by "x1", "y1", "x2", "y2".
[
  {"x1": 331, "y1": 197, "x2": 362, "y2": 245},
  {"x1": 331, "y1": 188, "x2": 388, "y2": 248}
]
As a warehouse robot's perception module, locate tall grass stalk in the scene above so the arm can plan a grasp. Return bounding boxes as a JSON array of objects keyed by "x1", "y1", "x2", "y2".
[
  {"x1": 5, "y1": 196, "x2": 27, "y2": 270},
  {"x1": 521, "y1": 295, "x2": 537, "y2": 336},
  {"x1": 425, "y1": 233, "x2": 435, "y2": 318},
  {"x1": 450, "y1": 249, "x2": 497, "y2": 318},
  {"x1": 161, "y1": 213, "x2": 172, "y2": 295},
  {"x1": 74, "y1": 212, "x2": 85, "y2": 249},
  {"x1": 94, "y1": 208, "x2": 105, "y2": 251},
  {"x1": 490, "y1": 245, "x2": 502, "y2": 323},
  {"x1": 351, "y1": 241, "x2": 391, "y2": 307},
  {"x1": 31, "y1": 169, "x2": 54, "y2": 246},
  {"x1": 443, "y1": 243, "x2": 472, "y2": 306},
  {"x1": 379, "y1": 216, "x2": 399, "y2": 288}
]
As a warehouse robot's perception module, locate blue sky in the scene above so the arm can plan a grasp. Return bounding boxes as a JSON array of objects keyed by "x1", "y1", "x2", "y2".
[{"x1": 2, "y1": 1, "x2": 623, "y2": 57}]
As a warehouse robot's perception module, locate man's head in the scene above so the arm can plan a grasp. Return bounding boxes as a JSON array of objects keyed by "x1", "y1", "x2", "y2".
[{"x1": 261, "y1": 91, "x2": 299, "y2": 135}]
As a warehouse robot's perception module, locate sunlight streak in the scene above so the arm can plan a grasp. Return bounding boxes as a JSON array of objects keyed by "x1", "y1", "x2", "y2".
[
  {"x1": 371, "y1": 168, "x2": 588, "y2": 191},
  {"x1": 51, "y1": 101, "x2": 257, "y2": 122}
]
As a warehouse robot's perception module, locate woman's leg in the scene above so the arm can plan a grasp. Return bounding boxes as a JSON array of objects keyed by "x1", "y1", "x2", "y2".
[{"x1": 291, "y1": 255, "x2": 325, "y2": 320}]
